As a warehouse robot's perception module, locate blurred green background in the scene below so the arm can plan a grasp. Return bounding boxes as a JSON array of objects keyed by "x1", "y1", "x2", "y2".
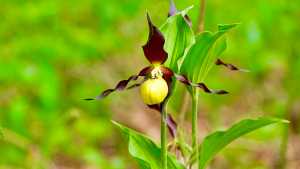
[{"x1": 0, "y1": 0, "x2": 299, "y2": 168}]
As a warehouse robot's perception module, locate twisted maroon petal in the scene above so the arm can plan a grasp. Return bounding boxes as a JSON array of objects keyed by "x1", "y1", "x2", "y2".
[
  {"x1": 142, "y1": 14, "x2": 168, "y2": 64},
  {"x1": 138, "y1": 66, "x2": 154, "y2": 76},
  {"x1": 215, "y1": 58, "x2": 249, "y2": 72},
  {"x1": 160, "y1": 66, "x2": 174, "y2": 84},
  {"x1": 174, "y1": 74, "x2": 229, "y2": 94},
  {"x1": 84, "y1": 66, "x2": 153, "y2": 100},
  {"x1": 126, "y1": 83, "x2": 142, "y2": 90}
]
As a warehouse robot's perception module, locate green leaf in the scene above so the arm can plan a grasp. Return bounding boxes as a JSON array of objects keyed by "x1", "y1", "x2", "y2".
[
  {"x1": 212, "y1": 37, "x2": 227, "y2": 61},
  {"x1": 160, "y1": 6, "x2": 195, "y2": 72},
  {"x1": 197, "y1": 117, "x2": 289, "y2": 169},
  {"x1": 180, "y1": 24, "x2": 238, "y2": 83},
  {"x1": 112, "y1": 121, "x2": 185, "y2": 169}
]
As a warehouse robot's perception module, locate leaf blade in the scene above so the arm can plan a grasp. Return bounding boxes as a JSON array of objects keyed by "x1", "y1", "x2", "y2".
[
  {"x1": 180, "y1": 24, "x2": 238, "y2": 83},
  {"x1": 198, "y1": 117, "x2": 289, "y2": 169},
  {"x1": 112, "y1": 121, "x2": 185, "y2": 169},
  {"x1": 161, "y1": 6, "x2": 195, "y2": 72}
]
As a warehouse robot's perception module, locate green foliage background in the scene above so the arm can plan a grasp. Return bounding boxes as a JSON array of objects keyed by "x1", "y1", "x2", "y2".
[{"x1": 0, "y1": 0, "x2": 299, "y2": 168}]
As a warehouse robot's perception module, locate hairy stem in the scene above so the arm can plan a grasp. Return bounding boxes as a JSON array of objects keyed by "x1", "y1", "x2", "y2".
[
  {"x1": 161, "y1": 103, "x2": 168, "y2": 169},
  {"x1": 191, "y1": 89, "x2": 199, "y2": 168},
  {"x1": 197, "y1": 0, "x2": 206, "y2": 32}
]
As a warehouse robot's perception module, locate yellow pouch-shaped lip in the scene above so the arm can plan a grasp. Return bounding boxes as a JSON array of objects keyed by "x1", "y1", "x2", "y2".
[{"x1": 140, "y1": 77, "x2": 168, "y2": 105}]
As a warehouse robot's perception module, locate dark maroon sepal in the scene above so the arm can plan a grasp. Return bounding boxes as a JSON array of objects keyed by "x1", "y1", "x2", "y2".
[
  {"x1": 142, "y1": 14, "x2": 168, "y2": 64},
  {"x1": 174, "y1": 74, "x2": 229, "y2": 95},
  {"x1": 84, "y1": 66, "x2": 152, "y2": 100},
  {"x1": 215, "y1": 58, "x2": 249, "y2": 72},
  {"x1": 147, "y1": 104, "x2": 177, "y2": 138}
]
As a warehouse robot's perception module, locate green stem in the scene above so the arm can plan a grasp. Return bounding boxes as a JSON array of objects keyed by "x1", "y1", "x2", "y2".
[
  {"x1": 278, "y1": 124, "x2": 288, "y2": 169},
  {"x1": 191, "y1": 89, "x2": 199, "y2": 168},
  {"x1": 277, "y1": 102, "x2": 290, "y2": 169},
  {"x1": 161, "y1": 103, "x2": 168, "y2": 169}
]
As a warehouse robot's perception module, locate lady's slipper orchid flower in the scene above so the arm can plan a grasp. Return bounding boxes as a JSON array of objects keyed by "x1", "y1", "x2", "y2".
[
  {"x1": 85, "y1": 14, "x2": 229, "y2": 137},
  {"x1": 85, "y1": 14, "x2": 227, "y2": 102}
]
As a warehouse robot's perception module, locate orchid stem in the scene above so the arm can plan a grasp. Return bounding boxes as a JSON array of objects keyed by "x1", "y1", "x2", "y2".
[
  {"x1": 194, "y1": 0, "x2": 206, "y2": 166},
  {"x1": 161, "y1": 103, "x2": 168, "y2": 169},
  {"x1": 278, "y1": 123, "x2": 288, "y2": 169},
  {"x1": 191, "y1": 89, "x2": 199, "y2": 168}
]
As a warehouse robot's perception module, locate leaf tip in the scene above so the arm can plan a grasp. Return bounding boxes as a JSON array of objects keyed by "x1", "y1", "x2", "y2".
[
  {"x1": 262, "y1": 117, "x2": 290, "y2": 124},
  {"x1": 111, "y1": 120, "x2": 120, "y2": 126},
  {"x1": 282, "y1": 120, "x2": 290, "y2": 124},
  {"x1": 217, "y1": 23, "x2": 240, "y2": 32},
  {"x1": 274, "y1": 118, "x2": 290, "y2": 124}
]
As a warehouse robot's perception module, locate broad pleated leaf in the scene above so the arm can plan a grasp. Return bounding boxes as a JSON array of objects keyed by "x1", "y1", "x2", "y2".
[
  {"x1": 113, "y1": 121, "x2": 185, "y2": 169},
  {"x1": 161, "y1": 6, "x2": 195, "y2": 72},
  {"x1": 197, "y1": 117, "x2": 289, "y2": 169},
  {"x1": 212, "y1": 37, "x2": 227, "y2": 60},
  {"x1": 180, "y1": 24, "x2": 238, "y2": 83}
]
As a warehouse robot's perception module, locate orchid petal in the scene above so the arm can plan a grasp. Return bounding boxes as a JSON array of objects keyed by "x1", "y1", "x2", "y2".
[
  {"x1": 126, "y1": 83, "x2": 143, "y2": 90},
  {"x1": 160, "y1": 66, "x2": 174, "y2": 82},
  {"x1": 215, "y1": 59, "x2": 249, "y2": 72},
  {"x1": 84, "y1": 67, "x2": 153, "y2": 100},
  {"x1": 174, "y1": 74, "x2": 228, "y2": 94}
]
